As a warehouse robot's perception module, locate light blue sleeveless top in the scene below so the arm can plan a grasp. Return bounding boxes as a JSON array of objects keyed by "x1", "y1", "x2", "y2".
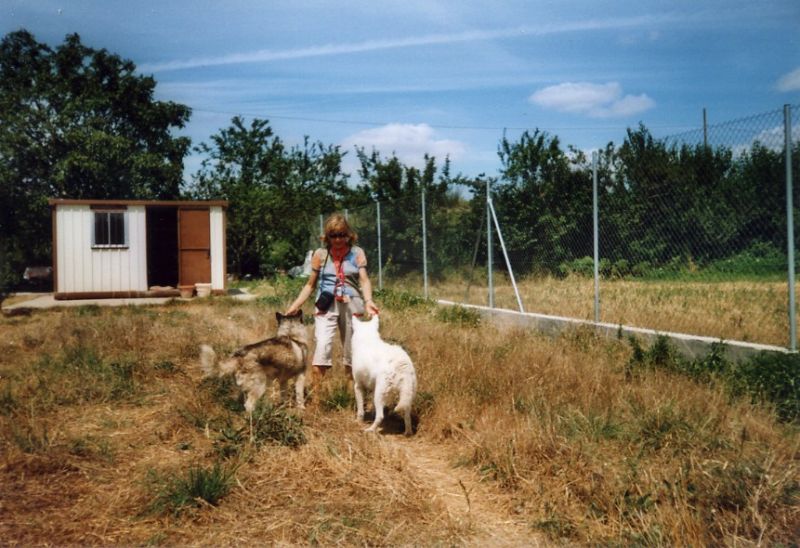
[{"x1": 315, "y1": 246, "x2": 365, "y2": 298}]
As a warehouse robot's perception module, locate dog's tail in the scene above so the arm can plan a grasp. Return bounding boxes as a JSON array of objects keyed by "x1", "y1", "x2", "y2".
[
  {"x1": 200, "y1": 344, "x2": 239, "y2": 378},
  {"x1": 394, "y1": 361, "x2": 417, "y2": 415}
]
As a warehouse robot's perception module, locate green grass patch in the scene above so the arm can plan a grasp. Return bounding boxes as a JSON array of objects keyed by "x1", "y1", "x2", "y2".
[
  {"x1": 251, "y1": 401, "x2": 307, "y2": 448},
  {"x1": 557, "y1": 241, "x2": 790, "y2": 282},
  {"x1": 321, "y1": 379, "x2": 355, "y2": 411},
  {"x1": 374, "y1": 288, "x2": 434, "y2": 311},
  {"x1": 29, "y1": 345, "x2": 139, "y2": 409},
  {"x1": 434, "y1": 304, "x2": 481, "y2": 327},
  {"x1": 200, "y1": 375, "x2": 245, "y2": 413},
  {"x1": 626, "y1": 336, "x2": 800, "y2": 421},
  {"x1": 145, "y1": 462, "x2": 235, "y2": 516}
]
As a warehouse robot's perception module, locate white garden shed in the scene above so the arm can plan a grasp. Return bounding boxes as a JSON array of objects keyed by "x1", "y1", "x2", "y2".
[{"x1": 49, "y1": 198, "x2": 228, "y2": 300}]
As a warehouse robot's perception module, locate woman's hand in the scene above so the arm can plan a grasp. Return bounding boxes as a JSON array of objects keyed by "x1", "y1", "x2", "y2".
[{"x1": 366, "y1": 299, "x2": 379, "y2": 315}]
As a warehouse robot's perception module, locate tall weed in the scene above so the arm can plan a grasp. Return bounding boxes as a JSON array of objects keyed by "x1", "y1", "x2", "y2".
[
  {"x1": 250, "y1": 401, "x2": 307, "y2": 448},
  {"x1": 146, "y1": 462, "x2": 234, "y2": 516}
]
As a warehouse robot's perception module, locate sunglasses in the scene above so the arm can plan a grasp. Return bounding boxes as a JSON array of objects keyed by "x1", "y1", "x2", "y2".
[{"x1": 328, "y1": 231, "x2": 348, "y2": 239}]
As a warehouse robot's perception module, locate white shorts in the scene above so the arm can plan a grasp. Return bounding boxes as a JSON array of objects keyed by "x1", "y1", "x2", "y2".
[{"x1": 312, "y1": 298, "x2": 364, "y2": 367}]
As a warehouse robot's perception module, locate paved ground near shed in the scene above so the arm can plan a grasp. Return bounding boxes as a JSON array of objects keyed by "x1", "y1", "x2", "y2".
[{"x1": 1, "y1": 289, "x2": 256, "y2": 313}]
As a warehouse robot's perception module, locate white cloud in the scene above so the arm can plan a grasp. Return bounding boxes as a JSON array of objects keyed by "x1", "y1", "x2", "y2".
[
  {"x1": 529, "y1": 81, "x2": 655, "y2": 118},
  {"x1": 340, "y1": 123, "x2": 466, "y2": 173},
  {"x1": 777, "y1": 67, "x2": 800, "y2": 92}
]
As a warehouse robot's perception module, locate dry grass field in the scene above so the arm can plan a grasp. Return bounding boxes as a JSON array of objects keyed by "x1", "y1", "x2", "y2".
[
  {"x1": 423, "y1": 275, "x2": 794, "y2": 348},
  {"x1": 1, "y1": 285, "x2": 798, "y2": 545}
]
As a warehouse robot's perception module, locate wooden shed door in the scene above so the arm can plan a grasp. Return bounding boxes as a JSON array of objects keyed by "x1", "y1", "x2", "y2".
[{"x1": 178, "y1": 208, "x2": 211, "y2": 286}]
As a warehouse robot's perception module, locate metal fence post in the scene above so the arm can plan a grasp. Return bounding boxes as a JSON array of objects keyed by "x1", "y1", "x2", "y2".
[
  {"x1": 593, "y1": 151, "x2": 600, "y2": 323},
  {"x1": 488, "y1": 198, "x2": 524, "y2": 312},
  {"x1": 376, "y1": 200, "x2": 383, "y2": 291},
  {"x1": 487, "y1": 178, "x2": 494, "y2": 308},
  {"x1": 319, "y1": 214, "x2": 324, "y2": 237},
  {"x1": 421, "y1": 183, "x2": 429, "y2": 299},
  {"x1": 786, "y1": 104, "x2": 797, "y2": 351}
]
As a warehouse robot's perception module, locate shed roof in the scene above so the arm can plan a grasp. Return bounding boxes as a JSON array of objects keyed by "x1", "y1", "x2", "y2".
[{"x1": 48, "y1": 198, "x2": 228, "y2": 208}]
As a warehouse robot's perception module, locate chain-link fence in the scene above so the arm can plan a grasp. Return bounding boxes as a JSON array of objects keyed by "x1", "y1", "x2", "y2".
[{"x1": 311, "y1": 104, "x2": 799, "y2": 349}]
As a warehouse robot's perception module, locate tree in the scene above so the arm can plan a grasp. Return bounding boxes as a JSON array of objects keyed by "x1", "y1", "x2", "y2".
[
  {"x1": 496, "y1": 129, "x2": 593, "y2": 273},
  {"x1": 352, "y1": 149, "x2": 465, "y2": 277},
  {"x1": 0, "y1": 30, "x2": 192, "y2": 296},
  {"x1": 190, "y1": 117, "x2": 350, "y2": 276}
]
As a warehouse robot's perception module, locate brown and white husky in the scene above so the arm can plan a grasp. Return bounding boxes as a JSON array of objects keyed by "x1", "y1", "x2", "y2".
[{"x1": 199, "y1": 311, "x2": 309, "y2": 411}]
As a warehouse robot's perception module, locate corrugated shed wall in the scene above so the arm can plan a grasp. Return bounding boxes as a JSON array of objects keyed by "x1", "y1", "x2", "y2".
[
  {"x1": 210, "y1": 206, "x2": 225, "y2": 290},
  {"x1": 55, "y1": 205, "x2": 148, "y2": 293}
]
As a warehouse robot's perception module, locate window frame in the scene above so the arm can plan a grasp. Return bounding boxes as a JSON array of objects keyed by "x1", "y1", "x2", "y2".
[{"x1": 91, "y1": 209, "x2": 129, "y2": 249}]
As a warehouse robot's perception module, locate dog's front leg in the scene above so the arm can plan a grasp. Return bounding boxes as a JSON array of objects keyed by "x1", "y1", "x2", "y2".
[
  {"x1": 365, "y1": 383, "x2": 385, "y2": 433},
  {"x1": 278, "y1": 379, "x2": 289, "y2": 406},
  {"x1": 294, "y1": 373, "x2": 306, "y2": 410},
  {"x1": 354, "y1": 380, "x2": 365, "y2": 422}
]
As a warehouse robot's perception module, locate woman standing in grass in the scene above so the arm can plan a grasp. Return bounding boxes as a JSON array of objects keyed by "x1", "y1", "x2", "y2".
[{"x1": 286, "y1": 213, "x2": 380, "y2": 393}]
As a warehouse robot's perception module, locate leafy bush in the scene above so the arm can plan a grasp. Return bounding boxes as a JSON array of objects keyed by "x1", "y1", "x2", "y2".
[
  {"x1": 705, "y1": 241, "x2": 787, "y2": 277},
  {"x1": 558, "y1": 256, "x2": 594, "y2": 278},
  {"x1": 374, "y1": 288, "x2": 434, "y2": 311},
  {"x1": 434, "y1": 305, "x2": 481, "y2": 327},
  {"x1": 625, "y1": 335, "x2": 676, "y2": 378},
  {"x1": 728, "y1": 352, "x2": 800, "y2": 421}
]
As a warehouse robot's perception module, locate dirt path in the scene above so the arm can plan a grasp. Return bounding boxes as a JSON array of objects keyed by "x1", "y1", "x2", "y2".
[{"x1": 387, "y1": 435, "x2": 544, "y2": 547}]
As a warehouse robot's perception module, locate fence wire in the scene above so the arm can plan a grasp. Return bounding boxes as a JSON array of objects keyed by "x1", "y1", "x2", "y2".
[{"x1": 312, "y1": 104, "x2": 799, "y2": 349}]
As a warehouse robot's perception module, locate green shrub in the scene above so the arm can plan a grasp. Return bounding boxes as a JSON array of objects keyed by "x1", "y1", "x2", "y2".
[
  {"x1": 558, "y1": 256, "x2": 594, "y2": 278},
  {"x1": 706, "y1": 241, "x2": 787, "y2": 277},
  {"x1": 374, "y1": 288, "x2": 434, "y2": 311},
  {"x1": 729, "y1": 352, "x2": 800, "y2": 421},
  {"x1": 625, "y1": 335, "x2": 676, "y2": 377},
  {"x1": 435, "y1": 305, "x2": 481, "y2": 327}
]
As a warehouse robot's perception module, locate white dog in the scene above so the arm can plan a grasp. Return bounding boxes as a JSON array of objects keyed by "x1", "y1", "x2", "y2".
[{"x1": 351, "y1": 315, "x2": 417, "y2": 435}]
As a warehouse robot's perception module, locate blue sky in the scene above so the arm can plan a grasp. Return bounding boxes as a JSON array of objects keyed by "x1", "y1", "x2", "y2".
[{"x1": 3, "y1": 0, "x2": 799, "y2": 183}]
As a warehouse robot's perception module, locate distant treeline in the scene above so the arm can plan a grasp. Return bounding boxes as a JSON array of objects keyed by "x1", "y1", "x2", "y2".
[
  {"x1": 363, "y1": 126, "x2": 799, "y2": 281},
  {"x1": 1, "y1": 30, "x2": 797, "y2": 299}
]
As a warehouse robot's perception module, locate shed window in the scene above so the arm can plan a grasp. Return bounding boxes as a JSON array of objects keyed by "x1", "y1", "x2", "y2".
[{"x1": 93, "y1": 211, "x2": 127, "y2": 247}]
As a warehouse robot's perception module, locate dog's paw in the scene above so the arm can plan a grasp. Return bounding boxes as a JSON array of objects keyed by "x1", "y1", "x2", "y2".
[
  {"x1": 364, "y1": 425, "x2": 378, "y2": 433},
  {"x1": 356, "y1": 413, "x2": 364, "y2": 422}
]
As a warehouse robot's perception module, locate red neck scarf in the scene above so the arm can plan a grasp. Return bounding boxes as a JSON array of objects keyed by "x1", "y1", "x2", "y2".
[{"x1": 329, "y1": 246, "x2": 349, "y2": 287}]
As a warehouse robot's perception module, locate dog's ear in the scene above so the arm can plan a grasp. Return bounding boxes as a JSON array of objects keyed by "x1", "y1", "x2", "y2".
[{"x1": 275, "y1": 311, "x2": 284, "y2": 323}]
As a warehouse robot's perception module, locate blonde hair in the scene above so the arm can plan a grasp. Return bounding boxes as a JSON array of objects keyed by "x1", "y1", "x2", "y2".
[{"x1": 320, "y1": 213, "x2": 358, "y2": 247}]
